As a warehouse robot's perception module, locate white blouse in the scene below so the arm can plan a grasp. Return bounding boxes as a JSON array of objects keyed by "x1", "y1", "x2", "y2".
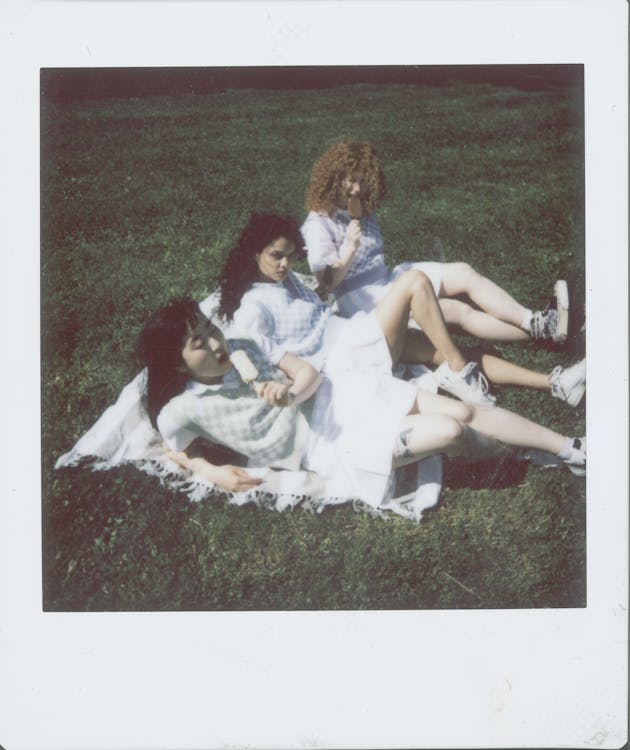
[{"x1": 232, "y1": 272, "x2": 333, "y2": 368}]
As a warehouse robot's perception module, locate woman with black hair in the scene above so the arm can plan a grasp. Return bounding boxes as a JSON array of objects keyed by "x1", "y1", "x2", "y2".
[{"x1": 134, "y1": 295, "x2": 585, "y2": 501}]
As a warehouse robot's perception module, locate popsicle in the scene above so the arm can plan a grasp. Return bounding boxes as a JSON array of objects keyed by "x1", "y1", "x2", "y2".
[
  {"x1": 230, "y1": 349, "x2": 259, "y2": 384},
  {"x1": 347, "y1": 196, "x2": 362, "y2": 219}
]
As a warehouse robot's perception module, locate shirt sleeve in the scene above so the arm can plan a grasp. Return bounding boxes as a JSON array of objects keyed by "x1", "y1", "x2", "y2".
[
  {"x1": 232, "y1": 300, "x2": 287, "y2": 366},
  {"x1": 157, "y1": 407, "x2": 198, "y2": 452},
  {"x1": 301, "y1": 213, "x2": 341, "y2": 272}
]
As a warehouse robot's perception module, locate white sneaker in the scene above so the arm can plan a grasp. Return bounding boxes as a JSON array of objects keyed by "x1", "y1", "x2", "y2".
[
  {"x1": 434, "y1": 361, "x2": 497, "y2": 406},
  {"x1": 561, "y1": 436, "x2": 586, "y2": 477},
  {"x1": 549, "y1": 358, "x2": 586, "y2": 407}
]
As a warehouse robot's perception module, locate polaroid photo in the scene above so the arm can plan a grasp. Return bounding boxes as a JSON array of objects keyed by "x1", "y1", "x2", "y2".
[{"x1": 0, "y1": 2, "x2": 627, "y2": 749}]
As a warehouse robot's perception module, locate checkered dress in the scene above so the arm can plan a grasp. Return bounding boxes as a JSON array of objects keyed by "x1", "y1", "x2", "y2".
[
  {"x1": 301, "y1": 209, "x2": 389, "y2": 288},
  {"x1": 232, "y1": 272, "x2": 334, "y2": 366},
  {"x1": 157, "y1": 332, "x2": 418, "y2": 508},
  {"x1": 157, "y1": 338, "x2": 310, "y2": 470},
  {"x1": 301, "y1": 210, "x2": 443, "y2": 319}
]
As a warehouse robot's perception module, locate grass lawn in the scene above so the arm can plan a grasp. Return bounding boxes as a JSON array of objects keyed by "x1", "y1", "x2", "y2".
[{"x1": 42, "y1": 69, "x2": 585, "y2": 611}]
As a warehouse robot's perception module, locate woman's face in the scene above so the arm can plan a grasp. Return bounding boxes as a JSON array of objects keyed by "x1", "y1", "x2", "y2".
[
  {"x1": 338, "y1": 171, "x2": 366, "y2": 207},
  {"x1": 256, "y1": 237, "x2": 295, "y2": 283},
  {"x1": 180, "y1": 314, "x2": 231, "y2": 383}
]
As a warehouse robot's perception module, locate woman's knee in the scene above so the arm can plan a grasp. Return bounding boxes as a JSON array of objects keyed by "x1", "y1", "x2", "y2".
[
  {"x1": 449, "y1": 400, "x2": 475, "y2": 424},
  {"x1": 398, "y1": 268, "x2": 433, "y2": 298},
  {"x1": 438, "y1": 416, "x2": 467, "y2": 449},
  {"x1": 455, "y1": 401, "x2": 475, "y2": 424},
  {"x1": 439, "y1": 297, "x2": 474, "y2": 326},
  {"x1": 444, "y1": 261, "x2": 481, "y2": 291}
]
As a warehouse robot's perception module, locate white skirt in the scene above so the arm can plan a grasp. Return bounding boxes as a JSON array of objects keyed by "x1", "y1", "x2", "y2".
[
  {"x1": 302, "y1": 312, "x2": 418, "y2": 507},
  {"x1": 334, "y1": 261, "x2": 445, "y2": 319}
]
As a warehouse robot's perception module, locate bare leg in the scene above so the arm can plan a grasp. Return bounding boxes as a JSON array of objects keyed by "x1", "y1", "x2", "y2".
[
  {"x1": 400, "y1": 330, "x2": 551, "y2": 391},
  {"x1": 439, "y1": 297, "x2": 530, "y2": 342},
  {"x1": 392, "y1": 389, "x2": 570, "y2": 469},
  {"x1": 439, "y1": 262, "x2": 531, "y2": 327},
  {"x1": 413, "y1": 390, "x2": 566, "y2": 454},
  {"x1": 374, "y1": 270, "x2": 467, "y2": 370},
  {"x1": 477, "y1": 354, "x2": 550, "y2": 389},
  {"x1": 391, "y1": 412, "x2": 507, "y2": 469}
]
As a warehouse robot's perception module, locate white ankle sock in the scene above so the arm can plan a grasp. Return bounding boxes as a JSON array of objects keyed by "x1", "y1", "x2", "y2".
[
  {"x1": 557, "y1": 437, "x2": 574, "y2": 459},
  {"x1": 520, "y1": 309, "x2": 534, "y2": 332}
]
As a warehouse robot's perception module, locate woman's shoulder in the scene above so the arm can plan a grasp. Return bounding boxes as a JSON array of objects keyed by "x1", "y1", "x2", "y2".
[
  {"x1": 302, "y1": 209, "x2": 335, "y2": 228},
  {"x1": 236, "y1": 285, "x2": 271, "y2": 314},
  {"x1": 303, "y1": 209, "x2": 331, "y2": 222},
  {"x1": 301, "y1": 210, "x2": 337, "y2": 238},
  {"x1": 156, "y1": 387, "x2": 197, "y2": 432}
]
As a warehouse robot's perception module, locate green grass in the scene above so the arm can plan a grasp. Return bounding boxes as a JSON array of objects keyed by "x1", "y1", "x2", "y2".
[{"x1": 42, "y1": 76, "x2": 585, "y2": 611}]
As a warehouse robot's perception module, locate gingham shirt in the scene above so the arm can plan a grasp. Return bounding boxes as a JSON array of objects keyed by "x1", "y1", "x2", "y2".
[
  {"x1": 232, "y1": 272, "x2": 333, "y2": 366},
  {"x1": 157, "y1": 338, "x2": 311, "y2": 470},
  {"x1": 301, "y1": 210, "x2": 390, "y2": 299}
]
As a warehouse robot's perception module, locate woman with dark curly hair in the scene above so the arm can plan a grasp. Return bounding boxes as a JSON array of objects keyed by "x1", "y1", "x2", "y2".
[
  {"x1": 218, "y1": 214, "x2": 305, "y2": 322},
  {"x1": 216, "y1": 213, "x2": 585, "y2": 408},
  {"x1": 302, "y1": 141, "x2": 572, "y2": 360}
]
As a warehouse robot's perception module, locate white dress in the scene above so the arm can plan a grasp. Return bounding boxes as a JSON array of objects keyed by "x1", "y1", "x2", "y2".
[
  {"x1": 157, "y1": 329, "x2": 418, "y2": 509},
  {"x1": 56, "y1": 282, "x2": 443, "y2": 522},
  {"x1": 301, "y1": 209, "x2": 445, "y2": 318}
]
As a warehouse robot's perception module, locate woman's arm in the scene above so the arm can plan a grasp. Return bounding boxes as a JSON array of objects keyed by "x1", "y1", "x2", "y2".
[
  {"x1": 253, "y1": 352, "x2": 322, "y2": 407},
  {"x1": 312, "y1": 219, "x2": 362, "y2": 294},
  {"x1": 166, "y1": 449, "x2": 263, "y2": 492},
  {"x1": 303, "y1": 214, "x2": 362, "y2": 295}
]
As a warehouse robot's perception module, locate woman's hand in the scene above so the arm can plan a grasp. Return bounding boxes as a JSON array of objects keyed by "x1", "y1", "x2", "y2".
[
  {"x1": 314, "y1": 220, "x2": 362, "y2": 293},
  {"x1": 166, "y1": 450, "x2": 263, "y2": 492},
  {"x1": 346, "y1": 219, "x2": 362, "y2": 253},
  {"x1": 253, "y1": 380, "x2": 294, "y2": 407},
  {"x1": 204, "y1": 465, "x2": 264, "y2": 492},
  {"x1": 250, "y1": 357, "x2": 322, "y2": 409}
]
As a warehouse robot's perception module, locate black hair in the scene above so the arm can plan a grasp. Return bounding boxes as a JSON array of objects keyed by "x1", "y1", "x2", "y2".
[
  {"x1": 217, "y1": 213, "x2": 304, "y2": 320},
  {"x1": 135, "y1": 297, "x2": 201, "y2": 428}
]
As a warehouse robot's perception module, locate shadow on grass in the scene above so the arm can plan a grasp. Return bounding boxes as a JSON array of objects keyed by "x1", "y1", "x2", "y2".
[{"x1": 443, "y1": 454, "x2": 529, "y2": 490}]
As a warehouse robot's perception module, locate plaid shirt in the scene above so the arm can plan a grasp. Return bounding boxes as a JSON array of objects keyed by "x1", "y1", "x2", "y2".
[
  {"x1": 232, "y1": 272, "x2": 333, "y2": 366},
  {"x1": 157, "y1": 338, "x2": 311, "y2": 470},
  {"x1": 301, "y1": 210, "x2": 445, "y2": 319},
  {"x1": 301, "y1": 210, "x2": 390, "y2": 299}
]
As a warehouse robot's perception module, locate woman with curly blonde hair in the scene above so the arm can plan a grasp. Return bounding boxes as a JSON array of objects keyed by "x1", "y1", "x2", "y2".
[
  {"x1": 306, "y1": 141, "x2": 386, "y2": 218},
  {"x1": 302, "y1": 142, "x2": 574, "y2": 402},
  {"x1": 302, "y1": 141, "x2": 568, "y2": 342}
]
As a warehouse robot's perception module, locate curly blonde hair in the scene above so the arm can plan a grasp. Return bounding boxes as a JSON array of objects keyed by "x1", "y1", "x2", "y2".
[{"x1": 305, "y1": 141, "x2": 386, "y2": 216}]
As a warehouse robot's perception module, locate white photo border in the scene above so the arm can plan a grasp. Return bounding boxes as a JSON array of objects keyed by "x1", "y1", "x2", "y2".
[{"x1": 0, "y1": 2, "x2": 627, "y2": 748}]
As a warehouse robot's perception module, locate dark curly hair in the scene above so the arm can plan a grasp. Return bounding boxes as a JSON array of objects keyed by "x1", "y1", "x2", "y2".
[
  {"x1": 135, "y1": 297, "x2": 201, "y2": 428},
  {"x1": 217, "y1": 213, "x2": 304, "y2": 320},
  {"x1": 305, "y1": 141, "x2": 386, "y2": 216}
]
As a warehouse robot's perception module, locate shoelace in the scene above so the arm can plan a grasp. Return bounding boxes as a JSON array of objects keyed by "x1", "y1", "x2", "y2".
[
  {"x1": 477, "y1": 370, "x2": 491, "y2": 396},
  {"x1": 464, "y1": 364, "x2": 490, "y2": 395}
]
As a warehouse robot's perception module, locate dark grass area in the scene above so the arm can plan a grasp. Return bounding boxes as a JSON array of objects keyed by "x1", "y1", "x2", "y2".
[{"x1": 42, "y1": 69, "x2": 585, "y2": 611}]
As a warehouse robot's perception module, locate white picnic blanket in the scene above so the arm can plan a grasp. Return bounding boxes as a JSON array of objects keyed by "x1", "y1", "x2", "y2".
[{"x1": 55, "y1": 283, "x2": 443, "y2": 522}]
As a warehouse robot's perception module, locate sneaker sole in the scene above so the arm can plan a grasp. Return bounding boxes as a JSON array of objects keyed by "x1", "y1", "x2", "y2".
[
  {"x1": 566, "y1": 380, "x2": 586, "y2": 407},
  {"x1": 554, "y1": 280, "x2": 569, "y2": 342}
]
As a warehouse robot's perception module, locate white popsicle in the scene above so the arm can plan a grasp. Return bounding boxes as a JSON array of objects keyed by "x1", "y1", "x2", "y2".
[{"x1": 230, "y1": 349, "x2": 259, "y2": 384}]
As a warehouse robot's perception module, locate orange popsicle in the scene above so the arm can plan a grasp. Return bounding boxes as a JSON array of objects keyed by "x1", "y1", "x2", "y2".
[{"x1": 348, "y1": 196, "x2": 362, "y2": 219}]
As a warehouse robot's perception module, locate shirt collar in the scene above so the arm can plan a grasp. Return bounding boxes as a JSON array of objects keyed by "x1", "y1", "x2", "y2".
[
  {"x1": 251, "y1": 275, "x2": 292, "y2": 291},
  {"x1": 184, "y1": 378, "x2": 222, "y2": 395}
]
